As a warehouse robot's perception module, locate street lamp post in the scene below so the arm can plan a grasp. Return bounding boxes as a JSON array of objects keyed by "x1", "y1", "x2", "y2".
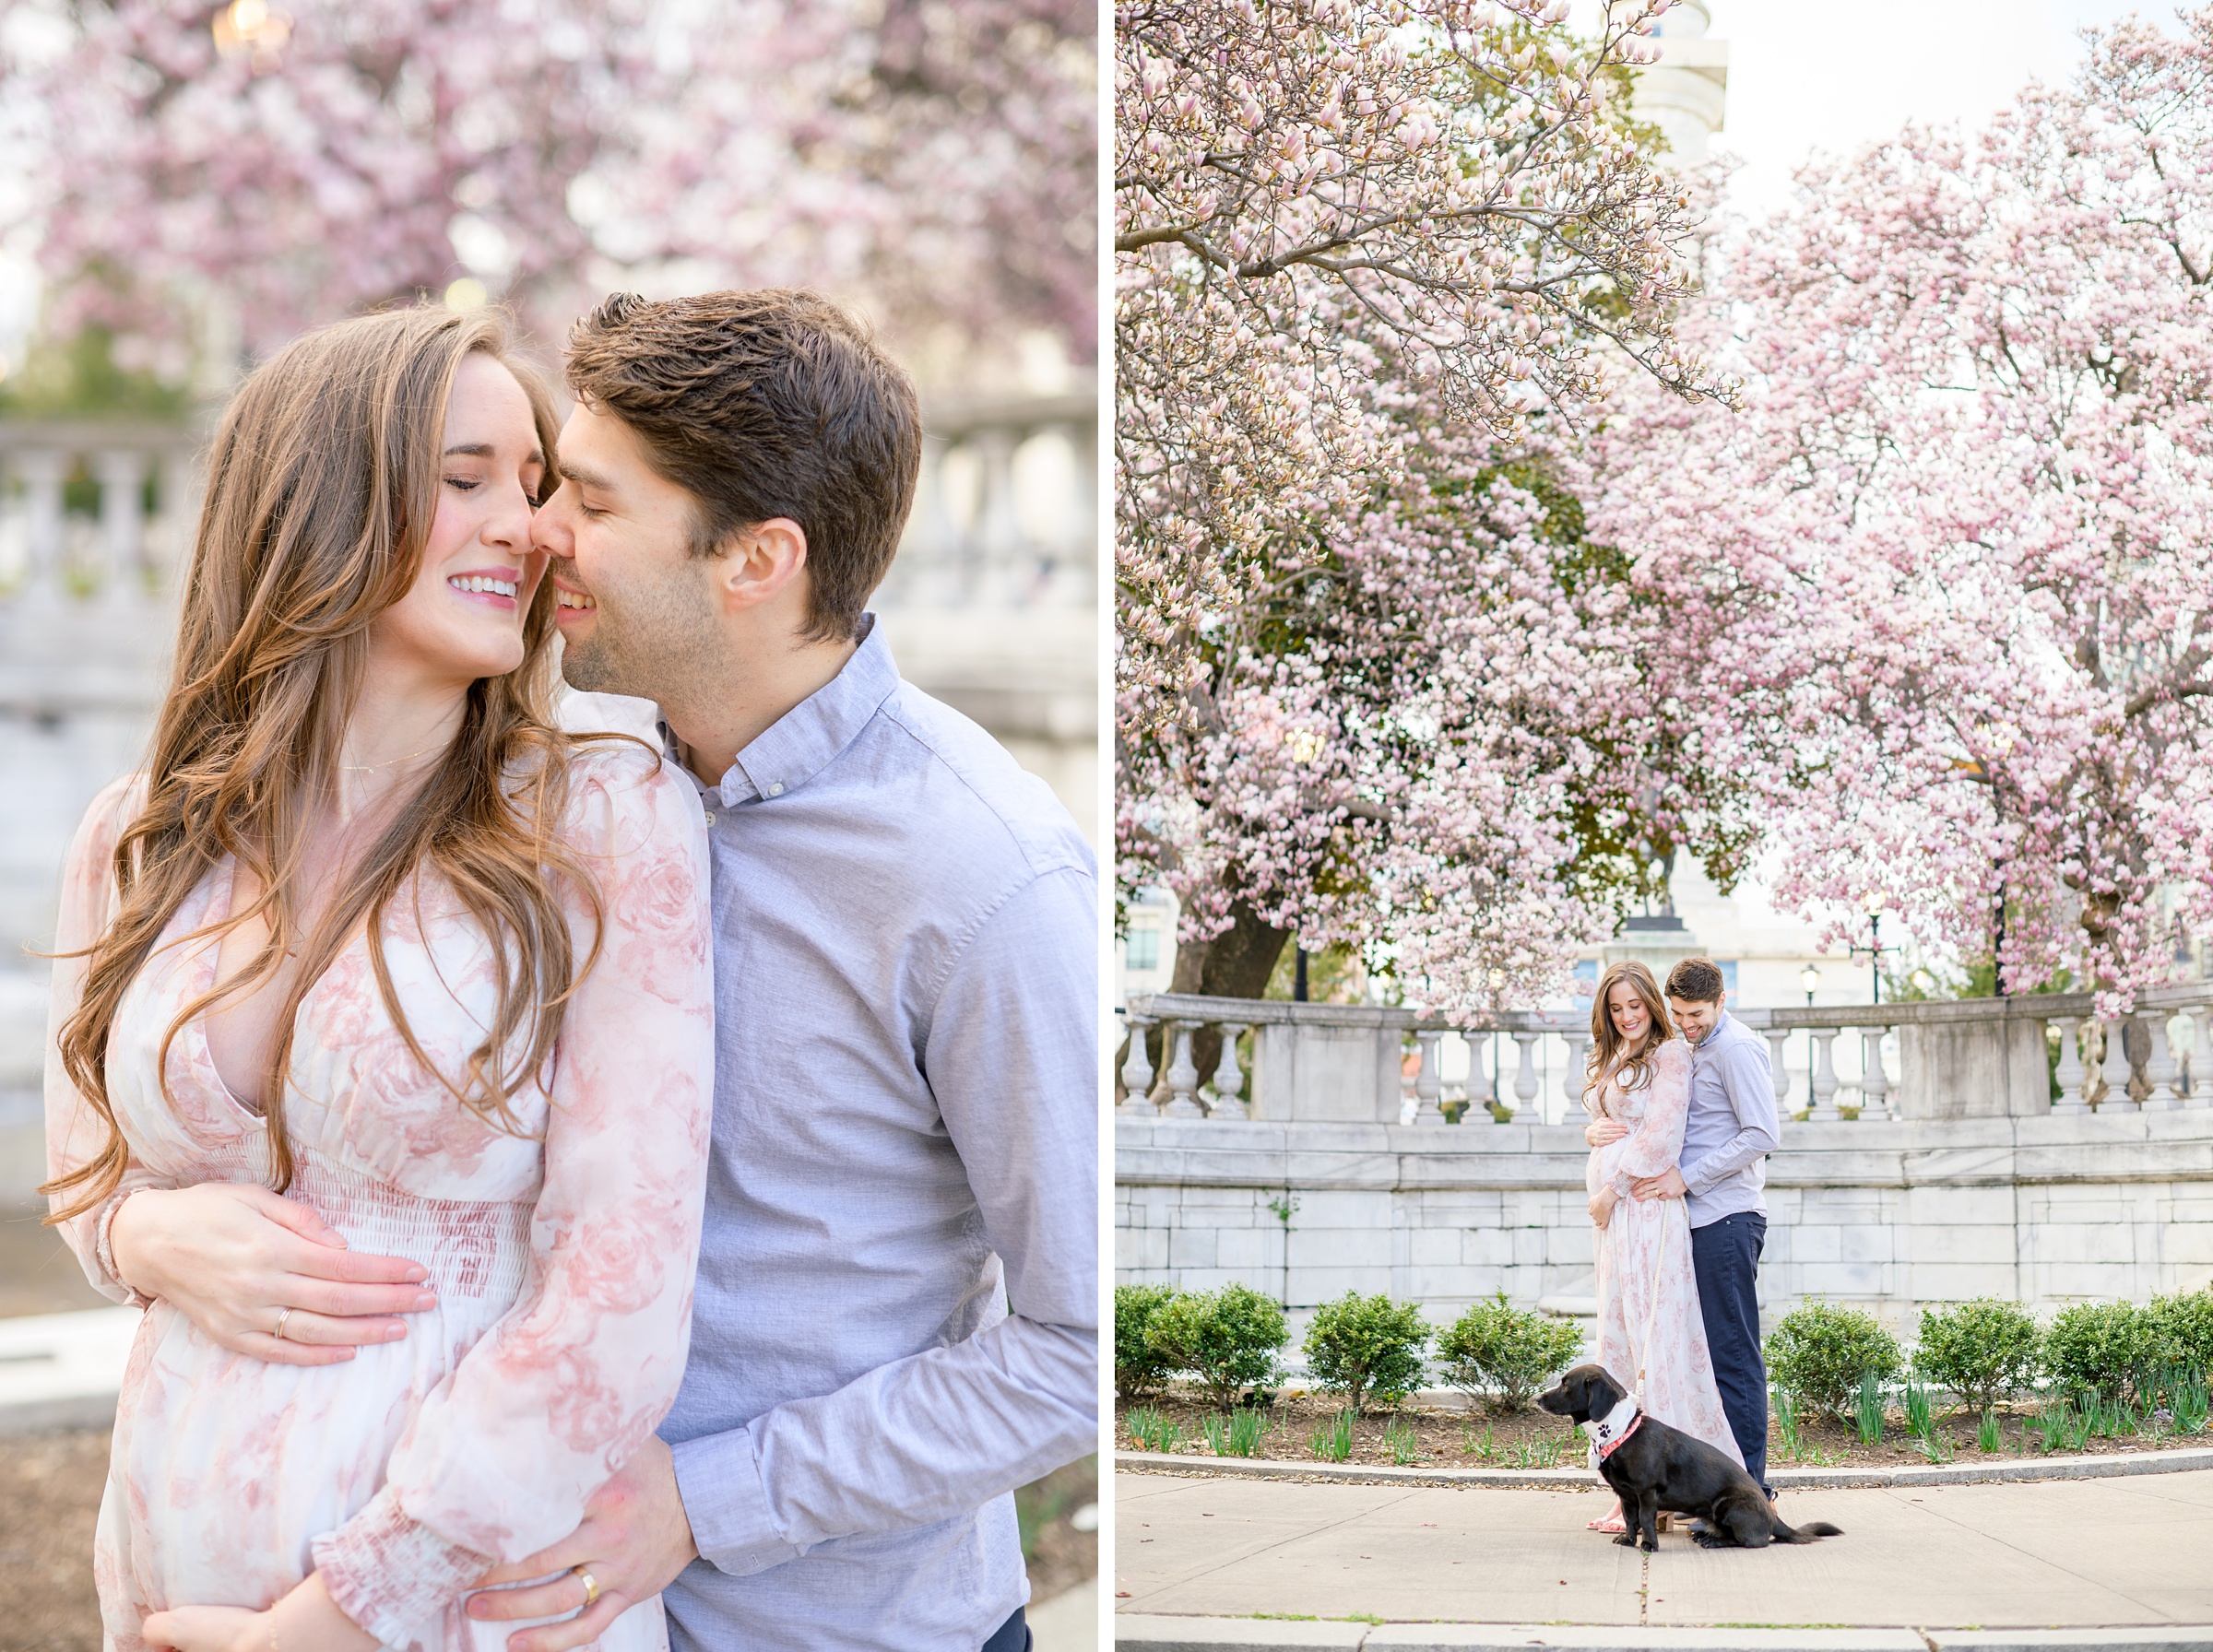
[
  {"x1": 1850, "y1": 894, "x2": 1899, "y2": 1005},
  {"x1": 1800, "y1": 964, "x2": 1820, "y2": 1112}
]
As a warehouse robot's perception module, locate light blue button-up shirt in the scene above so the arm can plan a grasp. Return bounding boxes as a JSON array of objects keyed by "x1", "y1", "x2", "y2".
[
  {"x1": 650, "y1": 620, "x2": 1098, "y2": 1652},
  {"x1": 1679, "y1": 1010, "x2": 1781, "y2": 1229}
]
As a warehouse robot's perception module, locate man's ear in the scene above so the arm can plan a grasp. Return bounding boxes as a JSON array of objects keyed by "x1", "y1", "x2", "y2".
[{"x1": 711, "y1": 517, "x2": 810, "y2": 617}]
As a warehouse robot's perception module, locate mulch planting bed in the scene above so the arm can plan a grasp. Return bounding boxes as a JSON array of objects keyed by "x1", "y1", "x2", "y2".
[
  {"x1": 0, "y1": 1428, "x2": 106, "y2": 1652},
  {"x1": 1117, "y1": 1388, "x2": 2213, "y2": 1472}
]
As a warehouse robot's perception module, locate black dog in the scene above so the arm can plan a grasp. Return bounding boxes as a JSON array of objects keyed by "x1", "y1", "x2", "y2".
[{"x1": 1536, "y1": 1363, "x2": 1843, "y2": 1553}]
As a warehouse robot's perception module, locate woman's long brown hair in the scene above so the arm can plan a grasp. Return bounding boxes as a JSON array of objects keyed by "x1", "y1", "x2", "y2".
[
  {"x1": 1582, "y1": 960, "x2": 1677, "y2": 1111},
  {"x1": 45, "y1": 305, "x2": 612, "y2": 1221}
]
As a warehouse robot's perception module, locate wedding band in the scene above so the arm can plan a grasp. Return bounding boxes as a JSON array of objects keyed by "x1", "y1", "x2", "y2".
[
  {"x1": 573, "y1": 1566, "x2": 599, "y2": 1609},
  {"x1": 273, "y1": 1308, "x2": 294, "y2": 1341}
]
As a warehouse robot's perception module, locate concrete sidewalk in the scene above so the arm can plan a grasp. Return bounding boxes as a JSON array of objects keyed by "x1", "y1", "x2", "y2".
[{"x1": 1114, "y1": 1469, "x2": 2213, "y2": 1634}]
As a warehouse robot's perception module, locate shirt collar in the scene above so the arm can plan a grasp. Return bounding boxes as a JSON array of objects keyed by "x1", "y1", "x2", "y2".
[
  {"x1": 666, "y1": 615, "x2": 900, "y2": 808},
  {"x1": 1693, "y1": 1009, "x2": 1734, "y2": 1050}
]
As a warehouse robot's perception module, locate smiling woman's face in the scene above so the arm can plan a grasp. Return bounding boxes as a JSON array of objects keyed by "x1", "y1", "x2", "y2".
[
  {"x1": 1607, "y1": 979, "x2": 1651, "y2": 1043},
  {"x1": 366, "y1": 351, "x2": 548, "y2": 690}
]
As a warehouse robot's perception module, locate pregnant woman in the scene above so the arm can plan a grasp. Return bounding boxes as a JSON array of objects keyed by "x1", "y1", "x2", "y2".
[
  {"x1": 1580, "y1": 961, "x2": 1740, "y2": 1530},
  {"x1": 41, "y1": 307, "x2": 714, "y2": 1651}
]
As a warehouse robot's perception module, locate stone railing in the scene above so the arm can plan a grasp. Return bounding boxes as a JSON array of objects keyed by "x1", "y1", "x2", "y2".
[
  {"x1": 875, "y1": 387, "x2": 1096, "y2": 610},
  {"x1": 0, "y1": 422, "x2": 206, "y2": 618},
  {"x1": 0, "y1": 392, "x2": 1098, "y2": 621},
  {"x1": 1117, "y1": 985, "x2": 2213, "y2": 1127}
]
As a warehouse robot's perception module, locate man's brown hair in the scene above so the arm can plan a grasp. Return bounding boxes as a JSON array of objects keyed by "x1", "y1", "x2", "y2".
[
  {"x1": 1665, "y1": 957, "x2": 1727, "y2": 1005},
  {"x1": 565, "y1": 289, "x2": 922, "y2": 642}
]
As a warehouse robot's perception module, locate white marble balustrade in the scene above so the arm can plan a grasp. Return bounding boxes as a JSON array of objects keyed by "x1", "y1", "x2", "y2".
[{"x1": 1117, "y1": 986, "x2": 2213, "y2": 1126}]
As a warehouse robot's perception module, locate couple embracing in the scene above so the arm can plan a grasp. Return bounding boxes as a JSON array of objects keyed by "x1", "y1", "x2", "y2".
[
  {"x1": 43, "y1": 291, "x2": 1095, "y2": 1652},
  {"x1": 1578, "y1": 958, "x2": 1781, "y2": 1531}
]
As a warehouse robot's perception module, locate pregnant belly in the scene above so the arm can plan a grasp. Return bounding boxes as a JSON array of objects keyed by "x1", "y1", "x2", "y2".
[{"x1": 110, "y1": 1276, "x2": 519, "y2": 1614}]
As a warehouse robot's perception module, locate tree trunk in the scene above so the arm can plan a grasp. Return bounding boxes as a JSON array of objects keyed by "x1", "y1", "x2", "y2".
[{"x1": 1148, "y1": 899, "x2": 1294, "y2": 1103}]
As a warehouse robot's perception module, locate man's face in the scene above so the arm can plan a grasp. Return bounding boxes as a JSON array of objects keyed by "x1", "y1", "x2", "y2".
[
  {"x1": 1670, "y1": 993, "x2": 1723, "y2": 1044},
  {"x1": 531, "y1": 398, "x2": 725, "y2": 703}
]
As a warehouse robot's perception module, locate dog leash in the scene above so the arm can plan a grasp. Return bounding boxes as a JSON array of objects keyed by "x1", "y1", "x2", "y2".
[{"x1": 1630, "y1": 1194, "x2": 1676, "y2": 1409}]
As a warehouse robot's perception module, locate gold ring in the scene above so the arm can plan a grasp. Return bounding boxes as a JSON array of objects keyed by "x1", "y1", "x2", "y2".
[
  {"x1": 573, "y1": 1566, "x2": 599, "y2": 1610},
  {"x1": 273, "y1": 1308, "x2": 294, "y2": 1341}
]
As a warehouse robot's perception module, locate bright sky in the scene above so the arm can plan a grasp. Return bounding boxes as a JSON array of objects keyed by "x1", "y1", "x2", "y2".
[{"x1": 1577, "y1": 0, "x2": 2194, "y2": 218}]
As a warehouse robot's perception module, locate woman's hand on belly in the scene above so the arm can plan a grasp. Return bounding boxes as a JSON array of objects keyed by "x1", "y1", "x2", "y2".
[
  {"x1": 1585, "y1": 1116, "x2": 1628, "y2": 1148},
  {"x1": 112, "y1": 1184, "x2": 437, "y2": 1365},
  {"x1": 145, "y1": 1572, "x2": 376, "y2": 1652},
  {"x1": 1588, "y1": 1186, "x2": 1619, "y2": 1228}
]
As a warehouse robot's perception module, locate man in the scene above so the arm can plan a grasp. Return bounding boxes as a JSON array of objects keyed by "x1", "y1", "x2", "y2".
[
  {"x1": 106, "y1": 290, "x2": 1098, "y2": 1652},
  {"x1": 1626, "y1": 957, "x2": 1780, "y2": 1493}
]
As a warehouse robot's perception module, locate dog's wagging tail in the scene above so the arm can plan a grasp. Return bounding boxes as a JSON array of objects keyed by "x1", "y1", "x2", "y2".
[{"x1": 1537, "y1": 1363, "x2": 1845, "y2": 1553}]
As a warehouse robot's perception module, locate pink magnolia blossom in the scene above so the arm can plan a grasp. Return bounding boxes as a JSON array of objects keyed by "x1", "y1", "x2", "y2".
[
  {"x1": 1115, "y1": 0, "x2": 1727, "y2": 1004},
  {"x1": 1591, "y1": 7, "x2": 2213, "y2": 1007},
  {"x1": 3, "y1": 0, "x2": 1095, "y2": 364}
]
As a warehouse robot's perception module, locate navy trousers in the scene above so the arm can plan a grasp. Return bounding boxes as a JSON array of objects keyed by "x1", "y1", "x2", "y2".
[
  {"x1": 1690, "y1": 1210, "x2": 1769, "y2": 1493},
  {"x1": 982, "y1": 1606, "x2": 1030, "y2": 1652}
]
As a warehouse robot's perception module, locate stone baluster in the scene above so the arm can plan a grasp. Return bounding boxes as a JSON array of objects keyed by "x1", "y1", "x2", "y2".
[
  {"x1": 1118, "y1": 1015, "x2": 1158, "y2": 1115},
  {"x1": 1559, "y1": 1026, "x2": 1591, "y2": 1124},
  {"x1": 155, "y1": 448, "x2": 200, "y2": 589},
  {"x1": 1466, "y1": 1032, "x2": 1497, "y2": 1115},
  {"x1": 1213, "y1": 1022, "x2": 1251, "y2": 1119},
  {"x1": 2098, "y1": 1017, "x2": 2138, "y2": 1113},
  {"x1": 901, "y1": 436, "x2": 961, "y2": 605},
  {"x1": 95, "y1": 449, "x2": 148, "y2": 607},
  {"x1": 1857, "y1": 1029, "x2": 1893, "y2": 1121},
  {"x1": 1049, "y1": 420, "x2": 1095, "y2": 606},
  {"x1": 2052, "y1": 1017, "x2": 2089, "y2": 1115},
  {"x1": 972, "y1": 426, "x2": 1024, "y2": 606},
  {"x1": 1161, "y1": 1021, "x2": 1204, "y2": 1117},
  {"x1": 2183, "y1": 1008, "x2": 2212, "y2": 1109},
  {"x1": 18, "y1": 450, "x2": 67, "y2": 609},
  {"x1": 2145, "y1": 1012, "x2": 2183, "y2": 1111},
  {"x1": 1762, "y1": 1029, "x2": 1793, "y2": 1116},
  {"x1": 1808, "y1": 1030, "x2": 1841, "y2": 1122},
  {"x1": 1509, "y1": 1031, "x2": 1541, "y2": 1121},
  {"x1": 1413, "y1": 1028, "x2": 1444, "y2": 1124}
]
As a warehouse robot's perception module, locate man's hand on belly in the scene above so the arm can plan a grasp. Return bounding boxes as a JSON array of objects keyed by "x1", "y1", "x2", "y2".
[
  {"x1": 112, "y1": 1184, "x2": 434, "y2": 1364},
  {"x1": 467, "y1": 1435, "x2": 700, "y2": 1652},
  {"x1": 1629, "y1": 1166, "x2": 1688, "y2": 1202}
]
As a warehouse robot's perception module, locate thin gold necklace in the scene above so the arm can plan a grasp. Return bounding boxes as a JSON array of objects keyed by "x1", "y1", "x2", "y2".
[{"x1": 339, "y1": 743, "x2": 442, "y2": 773}]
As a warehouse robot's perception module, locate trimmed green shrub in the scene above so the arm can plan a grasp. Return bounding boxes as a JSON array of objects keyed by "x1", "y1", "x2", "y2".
[
  {"x1": 1434, "y1": 1292, "x2": 1586, "y2": 1412},
  {"x1": 2147, "y1": 1289, "x2": 2213, "y2": 1376},
  {"x1": 1143, "y1": 1282, "x2": 1289, "y2": 1409},
  {"x1": 1303, "y1": 1292, "x2": 1431, "y2": 1413},
  {"x1": 1764, "y1": 1303, "x2": 1903, "y2": 1423},
  {"x1": 1115, "y1": 1283, "x2": 1181, "y2": 1400},
  {"x1": 1912, "y1": 1298, "x2": 2042, "y2": 1415},
  {"x1": 2043, "y1": 1300, "x2": 2163, "y2": 1405}
]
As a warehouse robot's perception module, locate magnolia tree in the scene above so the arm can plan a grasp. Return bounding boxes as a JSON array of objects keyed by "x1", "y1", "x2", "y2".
[
  {"x1": 1115, "y1": 0, "x2": 1732, "y2": 1006},
  {"x1": 1, "y1": 0, "x2": 1095, "y2": 368},
  {"x1": 1592, "y1": 7, "x2": 2213, "y2": 1005},
  {"x1": 1118, "y1": 432, "x2": 1757, "y2": 1011}
]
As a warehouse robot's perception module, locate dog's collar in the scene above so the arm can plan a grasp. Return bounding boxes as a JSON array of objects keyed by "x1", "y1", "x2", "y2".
[{"x1": 1580, "y1": 1393, "x2": 1642, "y2": 1459}]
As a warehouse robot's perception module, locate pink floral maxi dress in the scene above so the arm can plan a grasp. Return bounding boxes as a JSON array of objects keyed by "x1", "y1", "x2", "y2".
[
  {"x1": 43, "y1": 749, "x2": 716, "y2": 1652},
  {"x1": 1583, "y1": 1039, "x2": 1741, "y2": 1465}
]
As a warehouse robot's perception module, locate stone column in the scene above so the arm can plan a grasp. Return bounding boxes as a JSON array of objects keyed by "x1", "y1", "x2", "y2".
[
  {"x1": 1119, "y1": 1014, "x2": 1158, "y2": 1115},
  {"x1": 95, "y1": 449, "x2": 148, "y2": 608},
  {"x1": 1809, "y1": 1030, "x2": 1841, "y2": 1122}
]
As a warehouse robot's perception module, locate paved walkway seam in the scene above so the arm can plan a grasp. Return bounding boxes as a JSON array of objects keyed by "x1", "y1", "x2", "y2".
[
  {"x1": 1111, "y1": 1618, "x2": 2213, "y2": 1652},
  {"x1": 1114, "y1": 1445, "x2": 2213, "y2": 1491}
]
